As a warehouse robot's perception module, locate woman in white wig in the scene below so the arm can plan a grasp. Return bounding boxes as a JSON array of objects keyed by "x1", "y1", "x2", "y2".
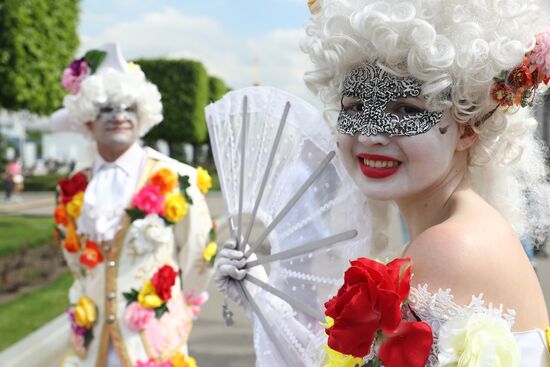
[
  {"x1": 303, "y1": 0, "x2": 550, "y2": 365},
  {"x1": 216, "y1": 0, "x2": 550, "y2": 366}
]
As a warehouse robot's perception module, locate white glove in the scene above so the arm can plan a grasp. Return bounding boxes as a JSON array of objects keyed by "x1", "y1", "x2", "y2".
[{"x1": 215, "y1": 238, "x2": 268, "y2": 307}]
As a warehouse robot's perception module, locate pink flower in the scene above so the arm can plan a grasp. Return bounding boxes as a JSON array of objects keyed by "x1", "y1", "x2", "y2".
[
  {"x1": 530, "y1": 30, "x2": 550, "y2": 76},
  {"x1": 70, "y1": 332, "x2": 86, "y2": 356},
  {"x1": 125, "y1": 302, "x2": 155, "y2": 331},
  {"x1": 184, "y1": 291, "x2": 209, "y2": 318},
  {"x1": 134, "y1": 359, "x2": 171, "y2": 367},
  {"x1": 133, "y1": 184, "x2": 165, "y2": 215},
  {"x1": 61, "y1": 58, "x2": 90, "y2": 94}
]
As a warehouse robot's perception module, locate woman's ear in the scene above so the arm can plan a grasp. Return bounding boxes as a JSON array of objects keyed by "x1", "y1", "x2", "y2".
[{"x1": 456, "y1": 123, "x2": 478, "y2": 152}]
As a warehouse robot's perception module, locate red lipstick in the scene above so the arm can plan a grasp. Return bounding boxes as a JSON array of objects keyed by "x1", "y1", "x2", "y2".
[{"x1": 357, "y1": 153, "x2": 401, "y2": 179}]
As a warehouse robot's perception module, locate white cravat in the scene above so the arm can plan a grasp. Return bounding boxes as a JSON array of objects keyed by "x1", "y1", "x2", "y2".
[{"x1": 77, "y1": 143, "x2": 146, "y2": 242}]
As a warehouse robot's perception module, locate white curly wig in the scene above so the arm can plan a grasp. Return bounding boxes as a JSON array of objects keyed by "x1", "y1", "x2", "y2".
[
  {"x1": 63, "y1": 66, "x2": 163, "y2": 137},
  {"x1": 302, "y1": 0, "x2": 550, "y2": 244}
]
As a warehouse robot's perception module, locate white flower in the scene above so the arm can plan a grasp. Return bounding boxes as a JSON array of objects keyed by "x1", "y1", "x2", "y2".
[
  {"x1": 437, "y1": 311, "x2": 520, "y2": 367},
  {"x1": 128, "y1": 214, "x2": 172, "y2": 255}
]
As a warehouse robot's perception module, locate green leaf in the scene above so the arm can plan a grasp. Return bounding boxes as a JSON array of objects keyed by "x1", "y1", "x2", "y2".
[
  {"x1": 154, "y1": 303, "x2": 169, "y2": 319},
  {"x1": 160, "y1": 215, "x2": 174, "y2": 226},
  {"x1": 125, "y1": 208, "x2": 146, "y2": 223},
  {"x1": 83, "y1": 330, "x2": 94, "y2": 348},
  {"x1": 83, "y1": 49, "x2": 107, "y2": 73},
  {"x1": 178, "y1": 175, "x2": 194, "y2": 205},
  {"x1": 209, "y1": 228, "x2": 217, "y2": 242},
  {"x1": 122, "y1": 289, "x2": 139, "y2": 306}
]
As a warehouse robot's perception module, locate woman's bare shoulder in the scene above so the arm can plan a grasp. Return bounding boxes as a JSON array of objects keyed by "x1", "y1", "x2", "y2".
[{"x1": 403, "y1": 216, "x2": 548, "y2": 330}]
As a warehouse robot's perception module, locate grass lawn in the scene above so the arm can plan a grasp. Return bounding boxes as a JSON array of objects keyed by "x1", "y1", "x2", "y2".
[
  {"x1": 0, "y1": 215, "x2": 55, "y2": 258},
  {"x1": 0, "y1": 272, "x2": 72, "y2": 351}
]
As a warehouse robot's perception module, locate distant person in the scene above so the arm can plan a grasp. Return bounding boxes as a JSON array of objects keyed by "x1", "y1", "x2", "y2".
[
  {"x1": 3, "y1": 160, "x2": 14, "y2": 200},
  {"x1": 8, "y1": 157, "x2": 24, "y2": 201}
]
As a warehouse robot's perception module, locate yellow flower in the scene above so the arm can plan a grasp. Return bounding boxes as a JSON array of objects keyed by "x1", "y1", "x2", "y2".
[
  {"x1": 203, "y1": 242, "x2": 218, "y2": 263},
  {"x1": 150, "y1": 168, "x2": 178, "y2": 195},
  {"x1": 323, "y1": 345, "x2": 363, "y2": 367},
  {"x1": 66, "y1": 192, "x2": 84, "y2": 219},
  {"x1": 438, "y1": 312, "x2": 520, "y2": 366},
  {"x1": 196, "y1": 166, "x2": 212, "y2": 194},
  {"x1": 171, "y1": 351, "x2": 197, "y2": 367},
  {"x1": 164, "y1": 193, "x2": 188, "y2": 222},
  {"x1": 138, "y1": 280, "x2": 164, "y2": 308},
  {"x1": 545, "y1": 326, "x2": 550, "y2": 351},
  {"x1": 74, "y1": 296, "x2": 97, "y2": 329},
  {"x1": 322, "y1": 316, "x2": 334, "y2": 328}
]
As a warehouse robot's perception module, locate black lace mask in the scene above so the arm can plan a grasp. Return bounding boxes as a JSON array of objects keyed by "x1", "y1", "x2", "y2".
[{"x1": 337, "y1": 63, "x2": 443, "y2": 137}]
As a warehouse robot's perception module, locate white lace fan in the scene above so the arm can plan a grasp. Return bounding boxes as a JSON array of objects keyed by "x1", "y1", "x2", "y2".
[{"x1": 205, "y1": 87, "x2": 372, "y2": 366}]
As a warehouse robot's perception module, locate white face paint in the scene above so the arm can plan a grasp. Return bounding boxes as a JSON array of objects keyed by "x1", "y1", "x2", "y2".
[
  {"x1": 87, "y1": 101, "x2": 140, "y2": 149},
  {"x1": 338, "y1": 104, "x2": 460, "y2": 201}
]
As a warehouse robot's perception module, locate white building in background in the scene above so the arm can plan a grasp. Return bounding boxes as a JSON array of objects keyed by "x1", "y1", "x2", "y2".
[
  {"x1": 0, "y1": 108, "x2": 94, "y2": 170},
  {"x1": 42, "y1": 132, "x2": 94, "y2": 168}
]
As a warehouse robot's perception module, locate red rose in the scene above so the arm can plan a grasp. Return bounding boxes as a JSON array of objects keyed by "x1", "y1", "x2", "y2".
[
  {"x1": 59, "y1": 172, "x2": 88, "y2": 204},
  {"x1": 71, "y1": 172, "x2": 88, "y2": 192},
  {"x1": 325, "y1": 257, "x2": 432, "y2": 367},
  {"x1": 151, "y1": 265, "x2": 178, "y2": 301}
]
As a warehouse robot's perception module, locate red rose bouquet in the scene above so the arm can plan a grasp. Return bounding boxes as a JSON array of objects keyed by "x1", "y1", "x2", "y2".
[{"x1": 324, "y1": 257, "x2": 432, "y2": 367}]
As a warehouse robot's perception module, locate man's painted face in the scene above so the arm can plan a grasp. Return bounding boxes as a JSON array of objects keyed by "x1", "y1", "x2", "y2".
[
  {"x1": 88, "y1": 101, "x2": 140, "y2": 148},
  {"x1": 337, "y1": 63, "x2": 443, "y2": 137}
]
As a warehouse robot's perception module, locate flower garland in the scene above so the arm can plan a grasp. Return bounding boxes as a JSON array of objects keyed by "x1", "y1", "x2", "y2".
[
  {"x1": 67, "y1": 296, "x2": 98, "y2": 357},
  {"x1": 126, "y1": 168, "x2": 193, "y2": 225},
  {"x1": 123, "y1": 265, "x2": 179, "y2": 322},
  {"x1": 491, "y1": 30, "x2": 550, "y2": 108},
  {"x1": 323, "y1": 257, "x2": 432, "y2": 367},
  {"x1": 54, "y1": 172, "x2": 105, "y2": 270}
]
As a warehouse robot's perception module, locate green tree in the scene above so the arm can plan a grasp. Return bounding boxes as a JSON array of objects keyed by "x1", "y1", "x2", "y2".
[
  {"x1": 0, "y1": 132, "x2": 7, "y2": 166},
  {"x1": 208, "y1": 76, "x2": 229, "y2": 103},
  {"x1": 135, "y1": 59, "x2": 210, "y2": 163},
  {"x1": 204, "y1": 76, "x2": 229, "y2": 165},
  {"x1": 0, "y1": 0, "x2": 80, "y2": 115}
]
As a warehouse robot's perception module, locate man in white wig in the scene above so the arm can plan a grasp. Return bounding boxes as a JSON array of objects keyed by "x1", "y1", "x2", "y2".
[{"x1": 51, "y1": 43, "x2": 217, "y2": 367}]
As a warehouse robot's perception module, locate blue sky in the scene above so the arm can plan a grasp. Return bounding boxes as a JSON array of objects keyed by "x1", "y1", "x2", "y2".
[{"x1": 79, "y1": 0, "x2": 314, "y2": 100}]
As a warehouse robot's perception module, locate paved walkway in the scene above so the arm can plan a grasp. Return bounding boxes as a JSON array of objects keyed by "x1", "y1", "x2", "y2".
[{"x1": 0, "y1": 191, "x2": 549, "y2": 366}]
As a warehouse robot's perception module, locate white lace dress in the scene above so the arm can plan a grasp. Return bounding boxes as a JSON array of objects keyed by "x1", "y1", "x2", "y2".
[{"x1": 405, "y1": 284, "x2": 550, "y2": 367}]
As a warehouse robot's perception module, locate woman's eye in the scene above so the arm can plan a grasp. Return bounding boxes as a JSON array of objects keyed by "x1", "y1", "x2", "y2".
[
  {"x1": 342, "y1": 102, "x2": 363, "y2": 115},
  {"x1": 100, "y1": 107, "x2": 114, "y2": 113},
  {"x1": 125, "y1": 105, "x2": 137, "y2": 112},
  {"x1": 395, "y1": 104, "x2": 424, "y2": 115}
]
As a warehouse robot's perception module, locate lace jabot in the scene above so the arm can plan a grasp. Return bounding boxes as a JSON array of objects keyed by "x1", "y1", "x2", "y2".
[{"x1": 405, "y1": 284, "x2": 517, "y2": 366}]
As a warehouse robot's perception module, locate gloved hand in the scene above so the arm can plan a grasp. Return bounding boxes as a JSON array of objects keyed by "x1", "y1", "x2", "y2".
[{"x1": 215, "y1": 237, "x2": 268, "y2": 307}]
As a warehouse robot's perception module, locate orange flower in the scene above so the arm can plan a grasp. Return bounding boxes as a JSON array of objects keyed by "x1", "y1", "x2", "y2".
[
  {"x1": 54, "y1": 204, "x2": 69, "y2": 226},
  {"x1": 64, "y1": 224, "x2": 81, "y2": 253},
  {"x1": 80, "y1": 241, "x2": 104, "y2": 269},
  {"x1": 507, "y1": 58, "x2": 533, "y2": 89},
  {"x1": 491, "y1": 82, "x2": 512, "y2": 106},
  {"x1": 150, "y1": 168, "x2": 178, "y2": 195}
]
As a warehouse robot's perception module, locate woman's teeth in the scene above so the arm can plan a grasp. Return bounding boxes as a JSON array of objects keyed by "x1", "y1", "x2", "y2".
[{"x1": 363, "y1": 159, "x2": 399, "y2": 168}]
